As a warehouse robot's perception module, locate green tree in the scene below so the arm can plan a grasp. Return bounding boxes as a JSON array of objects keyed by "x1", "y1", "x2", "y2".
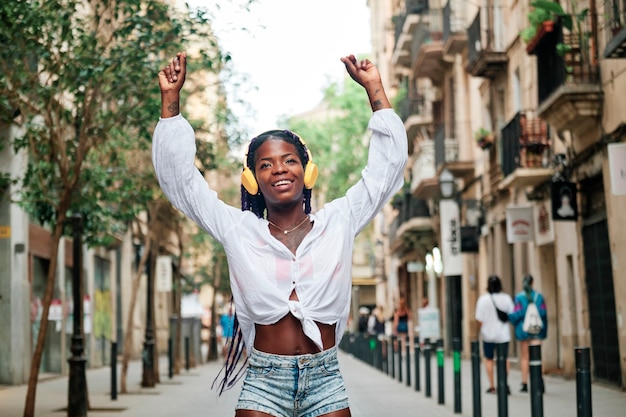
[
  {"x1": 0, "y1": 1, "x2": 229, "y2": 415},
  {"x1": 286, "y1": 77, "x2": 372, "y2": 202}
]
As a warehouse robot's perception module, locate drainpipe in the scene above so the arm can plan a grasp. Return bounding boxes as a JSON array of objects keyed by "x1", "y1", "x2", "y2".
[{"x1": 589, "y1": 0, "x2": 598, "y2": 65}]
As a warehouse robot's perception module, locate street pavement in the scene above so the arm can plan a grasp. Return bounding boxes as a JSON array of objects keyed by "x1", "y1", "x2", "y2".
[{"x1": 1, "y1": 347, "x2": 625, "y2": 417}]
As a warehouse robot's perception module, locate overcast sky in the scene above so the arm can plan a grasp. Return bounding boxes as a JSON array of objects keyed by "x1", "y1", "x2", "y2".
[{"x1": 202, "y1": 0, "x2": 372, "y2": 136}]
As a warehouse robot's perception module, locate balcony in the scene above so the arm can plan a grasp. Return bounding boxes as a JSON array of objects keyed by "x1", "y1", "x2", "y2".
[
  {"x1": 602, "y1": 1, "x2": 626, "y2": 58},
  {"x1": 434, "y1": 124, "x2": 474, "y2": 182},
  {"x1": 442, "y1": 0, "x2": 467, "y2": 56},
  {"x1": 389, "y1": 192, "x2": 433, "y2": 254},
  {"x1": 529, "y1": 19, "x2": 603, "y2": 138},
  {"x1": 411, "y1": 140, "x2": 439, "y2": 199},
  {"x1": 412, "y1": 8, "x2": 447, "y2": 85},
  {"x1": 397, "y1": 88, "x2": 433, "y2": 142},
  {"x1": 498, "y1": 112, "x2": 553, "y2": 190},
  {"x1": 392, "y1": 0, "x2": 430, "y2": 69},
  {"x1": 466, "y1": 8, "x2": 507, "y2": 78}
]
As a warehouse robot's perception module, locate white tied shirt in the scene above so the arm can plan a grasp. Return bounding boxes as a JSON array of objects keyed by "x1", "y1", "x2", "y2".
[
  {"x1": 475, "y1": 292, "x2": 515, "y2": 343},
  {"x1": 152, "y1": 109, "x2": 408, "y2": 351}
]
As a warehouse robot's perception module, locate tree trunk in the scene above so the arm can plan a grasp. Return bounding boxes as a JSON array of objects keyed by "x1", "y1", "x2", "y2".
[
  {"x1": 119, "y1": 233, "x2": 151, "y2": 394},
  {"x1": 23, "y1": 212, "x2": 68, "y2": 417}
]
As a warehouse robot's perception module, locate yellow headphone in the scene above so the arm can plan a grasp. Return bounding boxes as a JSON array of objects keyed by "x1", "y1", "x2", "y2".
[{"x1": 241, "y1": 132, "x2": 319, "y2": 195}]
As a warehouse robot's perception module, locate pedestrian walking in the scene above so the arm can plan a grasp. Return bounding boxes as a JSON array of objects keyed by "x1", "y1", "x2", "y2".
[
  {"x1": 475, "y1": 275, "x2": 514, "y2": 394},
  {"x1": 367, "y1": 305, "x2": 386, "y2": 336},
  {"x1": 153, "y1": 51, "x2": 407, "y2": 416},
  {"x1": 508, "y1": 275, "x2": 548, "y2": 392}
]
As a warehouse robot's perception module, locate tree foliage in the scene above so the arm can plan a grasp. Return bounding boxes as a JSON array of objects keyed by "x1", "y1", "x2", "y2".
[
  {"x1": 286, "y1": 77, "x2": 372, "y2": 202},
  {"x1": 0, "y1": 1, "x2": 231, "y2": 415},
  {"x1": 0, "y1": 0, "x2": 227, "y2": 243}
]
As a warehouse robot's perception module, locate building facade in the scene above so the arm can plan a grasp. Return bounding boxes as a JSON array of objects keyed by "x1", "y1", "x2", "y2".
[{"x1": 370, "y1": 0, "x2": 626, "y2": 388}]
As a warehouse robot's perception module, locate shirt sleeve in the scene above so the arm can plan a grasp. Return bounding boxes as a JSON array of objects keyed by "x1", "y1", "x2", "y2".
[
  {"x1": 342, "y1": 108, "x2": 408, "y2": 235},
  {"x1": 151, "y1": 114, "x2": 243, "y2": 241}
]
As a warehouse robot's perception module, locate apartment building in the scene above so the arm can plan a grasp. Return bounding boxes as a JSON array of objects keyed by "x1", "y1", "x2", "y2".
[{"x1": 370, "y1": 0, "x2": 626, "y2": 388}]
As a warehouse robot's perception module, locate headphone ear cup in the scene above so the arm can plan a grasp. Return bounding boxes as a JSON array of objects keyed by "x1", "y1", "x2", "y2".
[
  {"x1": 303, "y1": 161, "x2": 318, "y2": 189},
  {"x1": 241, "y1": 167, "x2": 259, "y2": 195}
]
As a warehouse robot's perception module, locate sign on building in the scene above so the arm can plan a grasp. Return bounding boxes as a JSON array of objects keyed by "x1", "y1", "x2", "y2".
[{"x1": 155, "y1": 255, "x2": 173, "y2": 292}]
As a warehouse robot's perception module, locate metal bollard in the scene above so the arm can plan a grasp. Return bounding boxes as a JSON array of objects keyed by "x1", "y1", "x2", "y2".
[
  {"x1": 453, "y1": 338, "x2": 461, "y2": 413},
  {"x1": 376, "y1": 338, "x2": 384, "y2": 371},
  {"x1": 406, "y1": 337, "x2": 411, "y2": 387},
  {"x1": 390, "y1": 335, "x2": 396, "y2": 379},
  {"x1": 437, "y1": 338, "x2": 445, "y2": 405},
  {"x1": 575, "y1": 347, "x2": 592, "y2": 417},
  {"x1": 496, "y1": 343, "x2": 508, "y2": 417},
  {"x1": 398, "y1": 337, "x2": 403, "y2": 383},
  {"x1": 529, "y1": 344, "x2": 544, "y2": 417},
  {"x1": 471, "y1": 341, "x2": 481, "y2": 417},
  {"x1": 185, "y1": 336, "x2": 190, "y2": 371},
  {"x1": 168, "y1": 337, "x2": 174, "y2": 379},
  {"x1": 424, "y1": 338, "x2": 432, "y2": 398},
  {"x1": 111, "y1": 341, "x2": 118, "y2": 400},
  {"x1": 381, "y1": 337, "x2": 389, "y2": 375},
  {"x1": 414, "y1": 337, "x2": 421, "y2": 392}
]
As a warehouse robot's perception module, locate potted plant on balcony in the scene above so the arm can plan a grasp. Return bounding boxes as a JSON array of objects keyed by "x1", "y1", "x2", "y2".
[
  {"x1": 474, "y1": 127, "x2": 494, "y2": 149},
  {"x1": 521, "y1": 0, "x2": 590, "y2": 61}
]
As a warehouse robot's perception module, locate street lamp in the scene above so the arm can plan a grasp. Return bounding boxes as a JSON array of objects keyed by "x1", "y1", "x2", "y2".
[
  {"x1": 68, "y1": 214, "x2": 87, "y2": 417},
  {"x1": 438, "y1": 168, "x2": 463, "y2": 353},
  {"x1": 439, "y1": 168, "x2": 455, "y2": 198},
  {"x1": 141, "y1": 246, "x2": 155, "y2": 387}
]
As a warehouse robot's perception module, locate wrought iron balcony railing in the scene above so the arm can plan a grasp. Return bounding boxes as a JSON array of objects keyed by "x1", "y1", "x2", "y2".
[{"x1": 501, "y1": 112, "x2": 550, "y2": 177}]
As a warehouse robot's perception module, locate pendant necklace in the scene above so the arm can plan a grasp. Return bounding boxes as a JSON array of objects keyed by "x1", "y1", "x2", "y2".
[{"x1": 268, "y1": 216, "x2": 310, "y2": 235}]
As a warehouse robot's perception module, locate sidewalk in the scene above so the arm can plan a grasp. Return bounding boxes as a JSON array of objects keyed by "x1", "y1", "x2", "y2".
[{"x1": 1, "y1": 350, "x2": 625, "y2": 417}]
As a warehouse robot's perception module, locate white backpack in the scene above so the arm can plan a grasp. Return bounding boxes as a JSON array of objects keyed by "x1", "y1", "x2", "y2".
[{"x1": 522, "y1": 294, "x2": 544, "y2": 335}]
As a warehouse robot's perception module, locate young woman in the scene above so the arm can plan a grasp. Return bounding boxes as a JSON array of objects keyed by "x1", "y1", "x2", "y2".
[
  {"x1": 153, "y1": 52, "x2": 407, "y2": 417},
  {"x1": 509, "y1": 275, "x2": 548, "y2": 393}
]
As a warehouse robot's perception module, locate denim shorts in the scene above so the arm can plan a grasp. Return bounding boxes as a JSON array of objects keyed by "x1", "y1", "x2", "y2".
[{"x1": 236, "y1": 346, "x2": 350, "y2": 417}]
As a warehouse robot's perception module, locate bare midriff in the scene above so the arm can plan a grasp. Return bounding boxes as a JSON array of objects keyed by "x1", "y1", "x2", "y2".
[{"x1": 254, "y1": 313, "x2": 336, "y2": 355}]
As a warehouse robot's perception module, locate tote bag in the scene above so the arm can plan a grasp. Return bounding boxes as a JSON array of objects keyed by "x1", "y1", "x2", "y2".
[{"x1": 522, "y1": 295, "x2": 543, "y2": 334}]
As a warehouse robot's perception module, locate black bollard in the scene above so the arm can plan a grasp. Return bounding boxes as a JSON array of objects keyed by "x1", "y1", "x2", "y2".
[
  {"x1": 496, "y1": 343, "x2": 508, "y2": 417},
  {"x1": 529, "y1": 344, "x2": 544, "y2": 417},
  {"x1": 406, "y1": 337, "x2": 411, "y2": 387},
  {"x1": 471, "y1": 341, "x2": 481, "y2": 417},
  {"x1": 424, "y1": 338, "x2": 432, "y2": 398},
  {"x1": 111, "y1": 342, "x2": 118, "y2": 401},
  {"x1": 185, "y1": 336, "x2": 190, "y2": 371},
  {"x1": 398, "y1": 337, "x2": 403, "y2": 383},
  {"x1": 380, "y1": 336, "x2": 389, "y2": 375},
  {"x1": 414, "y1": 337, "x2": 421, "y2": 392},
  {"x1": 437, "y1": 338, "x2": 445, "y2": 405},
  {"x1": 168, "y1": 337, "x2": 173, "y2": 379},
  {"x1": 453, "y1": 338, "x2": 461, "y2": 413},
  {"x1": 390, "y1": 335, "x2": 396, "y2": 379},
  {"x1": 575, "y1": 347, "x2": 592, "y2": 417}
]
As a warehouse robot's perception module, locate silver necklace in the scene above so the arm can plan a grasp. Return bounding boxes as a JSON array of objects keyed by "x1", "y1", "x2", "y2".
[{"x1": 267, "y1": 216, "x2": 309, "y2": 235}]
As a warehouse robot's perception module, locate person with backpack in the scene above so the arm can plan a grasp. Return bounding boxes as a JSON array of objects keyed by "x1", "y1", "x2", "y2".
[{"x1": 508, "y1": 275, "x2": 548, "y2": 393}]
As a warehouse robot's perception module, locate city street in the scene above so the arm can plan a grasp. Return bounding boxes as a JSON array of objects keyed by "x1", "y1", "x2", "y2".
[{"x1": 1, "y1": 348, "x2": 625, "y2": 417}]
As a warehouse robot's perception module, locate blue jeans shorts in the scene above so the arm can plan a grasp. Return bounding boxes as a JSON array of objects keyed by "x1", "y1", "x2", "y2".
[
  {"x1": 482, "y1": 341, "x2": 509, "y2": 360},
  {"x1": 236, "y1": 346, "x2": 350, "y2": 417}
]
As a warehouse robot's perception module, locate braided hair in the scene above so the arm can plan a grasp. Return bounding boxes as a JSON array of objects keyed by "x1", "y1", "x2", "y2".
[{"x1": 241, "y1": 129, "x2": 313, "y2": 217}]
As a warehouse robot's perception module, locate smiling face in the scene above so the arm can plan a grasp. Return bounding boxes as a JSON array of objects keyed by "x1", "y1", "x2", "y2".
[{"x1": 253, "y1": 138, "x2": 306, "y2": 209}]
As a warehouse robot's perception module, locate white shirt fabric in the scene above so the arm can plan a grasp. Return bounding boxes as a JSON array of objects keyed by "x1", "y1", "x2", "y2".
[
  {"x1": 152, "y1": 109, "x2": 407, "y2": 351},
  {"x1": 475, "y1": 292, "x2": 514, "y2": 343}
]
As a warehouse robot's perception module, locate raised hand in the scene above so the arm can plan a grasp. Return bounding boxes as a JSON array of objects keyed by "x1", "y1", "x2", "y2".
[
  {"x1": 340, "y1": 54, "x2": 390, "y2": 111},
  {"x1": 158, "y1": 52, "x2": 186, "y2": 117}
]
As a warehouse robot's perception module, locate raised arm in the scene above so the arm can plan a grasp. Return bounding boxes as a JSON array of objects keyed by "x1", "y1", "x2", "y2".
[
  {"x1": 158, "y1": 51, "x2": 187, "y2": 118},
  {"x1": 340, "y1": 54, "x2": 391, "y2": 112}
]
